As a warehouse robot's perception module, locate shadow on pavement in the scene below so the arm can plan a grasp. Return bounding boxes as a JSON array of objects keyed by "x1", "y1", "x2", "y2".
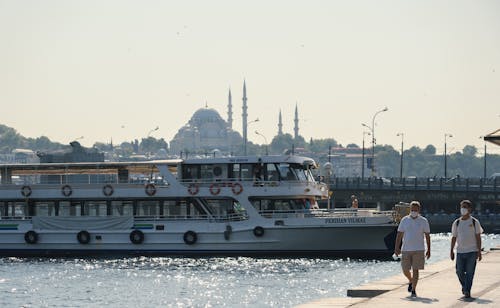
[{"x1": 401, "y1": 296, "x2": 439, "y2": 304}]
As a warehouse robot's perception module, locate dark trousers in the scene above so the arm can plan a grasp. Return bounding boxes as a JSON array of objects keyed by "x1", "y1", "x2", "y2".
[{"x1": 456, "y1": 251, "x2": 477, "y2": 294}]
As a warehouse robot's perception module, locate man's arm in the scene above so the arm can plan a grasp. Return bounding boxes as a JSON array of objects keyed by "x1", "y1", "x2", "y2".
[
  {"x1": 476, "y1": 233, "x2": 482, "y2": 261},
  {"x1": 394, "y1": 231, "x2": 403, "y2": 256},
  {"x1": 450, "y1": 236, "x2": 457, "y2": 260},
  {"x1": 425, "y1": 232, "x2": 431, "y2": 259}
]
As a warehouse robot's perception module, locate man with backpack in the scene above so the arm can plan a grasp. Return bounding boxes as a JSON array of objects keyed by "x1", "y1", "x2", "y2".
[{"x1": 450, "y1": 200, "x2": 483, "y2": 299}]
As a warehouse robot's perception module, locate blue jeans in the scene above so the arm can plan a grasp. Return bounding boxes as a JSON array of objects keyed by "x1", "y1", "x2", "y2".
[{"x1": 456, "y1": 251, "x2": 477, "y2": 294}]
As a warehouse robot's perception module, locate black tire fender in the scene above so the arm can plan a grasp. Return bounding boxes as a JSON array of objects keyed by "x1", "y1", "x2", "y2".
[
  {"x1": 145, "y1": 183, "x2": 156, "y2": 196},
  {"x1": 77, "y1": 230, "x2": 91, "y2": 244},
  {"x1": 183, "y1": 230, "x2": 197, "y2": 245},
  {"x1": 253, "y1": 226, "x2": 265, "y2": 237},
  {"x1": 103, "y1": 184, "x2": 114, "y2": 197},
  {"x1": 21, "y1": 185, "x2": 32, "y2": 197},
  {"x1": 24, "y1": 230, "x2": 38, "y2": 244},
  {"x1": 130, "y1": 230, "x2": 145, "y2": 244},
  {"x1": 62, "y1": 184, "x2": 73, "y2": 197}
]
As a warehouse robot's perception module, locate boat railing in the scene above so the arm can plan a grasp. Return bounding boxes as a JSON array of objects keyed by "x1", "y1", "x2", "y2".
[
  {"x1": 0, "y1": 216, "x2": 32, "y2": 220},
  {"x1": 1, "y1": 176, "x2": 168, "y2": 186},
  {"x1": 179, "y1": 178, "x2": 321, "y2": 188},
  {"x1": 134, "y1": 211, "x2": 249, "y2": 222},
  {"x1": 0, "y1": 212, "x2": 250, "y2": 222},
  {"x1": 0, "y1": 180, "x2": 170, "y2": 189}
]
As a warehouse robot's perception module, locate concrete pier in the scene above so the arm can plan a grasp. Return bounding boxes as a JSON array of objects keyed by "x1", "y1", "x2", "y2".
[{"x1": 297, "y1": 248, "x2": 500, "y2": 307}]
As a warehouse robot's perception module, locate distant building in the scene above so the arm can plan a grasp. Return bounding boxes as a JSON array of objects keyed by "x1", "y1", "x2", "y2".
[
  {"x1": 12, "y1": 149, "x2": 38, "y2": 163},
  {"x1": 36, "y1": 142, "x2": 105, "y2": 184},
  {"x1": 37, "y1": 141, "x2": 104, "y2": 163},
  {"x1": 169, "y1": 81, "x2": 303, "y2": 155},
  {"x1": 169, "y1": 107, "x2": 243, "y2": 155}
]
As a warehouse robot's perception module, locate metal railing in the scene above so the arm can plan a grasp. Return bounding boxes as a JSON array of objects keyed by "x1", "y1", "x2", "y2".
[{"x1": 329, "y1": 177, "x2": 499, "y2": 192}]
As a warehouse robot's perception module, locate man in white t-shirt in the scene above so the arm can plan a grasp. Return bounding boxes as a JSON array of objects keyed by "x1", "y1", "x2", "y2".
[
  {"x1": 394, "y1": 201, "x2": 431, "y2": 298},
  {"x1": 450, "y1": 200, "x2": 483, "y2": 299}
]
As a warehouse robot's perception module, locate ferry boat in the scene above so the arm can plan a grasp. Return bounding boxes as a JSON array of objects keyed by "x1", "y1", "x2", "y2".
[{"x1": 0, "y1": 155, "x2": 397, "y2": 257}]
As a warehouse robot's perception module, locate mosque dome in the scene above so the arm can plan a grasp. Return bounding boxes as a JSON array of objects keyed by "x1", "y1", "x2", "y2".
[
  {"x1": 189, "y1": 108, "x2": 224, "y2": 127},
  {"x1": 170, "y1": 106, "x2": 242, "y2": 154}
]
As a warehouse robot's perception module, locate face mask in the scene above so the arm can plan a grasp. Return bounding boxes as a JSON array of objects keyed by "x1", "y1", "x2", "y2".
[
  {"x1": 410, "y1": 211, "x2": 418, "y2": 218},
  {"x1": 460, "y1": 208, "x2": 469, "y2": 216}
]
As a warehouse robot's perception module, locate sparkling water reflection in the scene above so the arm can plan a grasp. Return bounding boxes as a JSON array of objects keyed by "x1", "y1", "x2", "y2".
[{"x1": 0, "y1": 233, "x2": 498, "y2": 307}]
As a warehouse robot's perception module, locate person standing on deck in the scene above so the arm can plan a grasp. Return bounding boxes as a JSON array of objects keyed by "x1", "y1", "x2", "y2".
[
  {"x1": 350, "y1": 195, "x2": 359, "y2": 208},
  {"x1": 450, "y1": 200, "x2": 483, "y2": 299},
  {"x1": 394, "y1": 201, "x2": 431, "y2": 298}
]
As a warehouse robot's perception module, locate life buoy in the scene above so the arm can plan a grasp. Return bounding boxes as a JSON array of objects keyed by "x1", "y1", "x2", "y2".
[
  {"x1": 253, "y1": 226, "x2": 265, "y2": 237},
  {"x1": 183, "y1": 230, "x2": 197, "y2": 245},
  {"x1": 77, "y1": 230, "x2": 91, "y2": 244},
  {"x1": 145, "y1": 183, "x2": 156, "y2": 196},
  {"x1": 130, "y1": 230, "x2": 144, "y2": 244},
  {"x1": 209, "y1": 183, "x2": 221, "y2": 195},
  {"x1": 103, "y1": 184, "x2": 114, "y2": 196},
  {"x1": 62, "y1": 184, "x2": 72, "y2": 197},
  {"x1": 187, "y1": 184, "x2": 199, "y2": 195},
  {"x1": 21, "y1": 185, "x2": 32, "y2": 197},
  {"x1": 231, "y1": 182, "x2": 243, "y2": 195},
  {"x1": 24, "y1": 230, "x2": 38, "y2": 244}
]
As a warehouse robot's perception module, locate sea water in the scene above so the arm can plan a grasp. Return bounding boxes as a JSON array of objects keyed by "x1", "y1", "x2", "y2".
[{"x1": 0, "y1": 233, "x2": 498, "y2": 307}]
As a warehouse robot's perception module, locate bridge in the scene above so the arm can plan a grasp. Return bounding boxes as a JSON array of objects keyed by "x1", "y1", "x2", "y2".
[
  {"x1": 326, "y1": 177, "x2": 499, "y2": 212},
  {"x1": 324, "y1": 177, "x2": 500, "y2": 233}
]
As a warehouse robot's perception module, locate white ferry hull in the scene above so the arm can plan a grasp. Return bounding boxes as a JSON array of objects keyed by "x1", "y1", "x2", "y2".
[{"x1": 0, "y1": 223, "x2": 396, "y2": 258}]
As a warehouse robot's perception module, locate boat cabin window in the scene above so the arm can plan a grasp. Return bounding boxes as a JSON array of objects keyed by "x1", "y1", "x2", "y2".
[
  {"x1": 137, "y1": 200, "x2": 160, "y2": 216},
  {"x1": 279, "y1": 164, "x2": 294, "y2": 181},
  {"x1": 202, "y1": 198, "x2": 246, "y2": 218},
  {"x1": 0, "y1": 201, "x2": 28, "y2": 217},
  {"x1": 250, "y1": 198, "x2": 312, "y2": 212},
  {"x1": 33, "y1": 201, "x2": 57, "y2": 216},
  {"x1": 230, "y1": 164, "x2": 240, "y2": 180},
  {"x1": 266, "y1": 164, "x2": 279, "y2": 181},
  {"x1": 277, "y1": 163, "x2": 314, "y2": 182},
  {"x1": 111, "y1": 201, "x2": 134, "y2": 216},
  {"x1": 180, "y1": 161, "x2": 314, "y2": 182},
  {"x1": 157, "y1": 198, "x2": 206, "y2": 218},
  {"x1": 83, "y1": 201, "x2": 108, "y2": 216},
  {"x1": 58, "y1": 202, "x2": 82, "y2": 216},
  {"x1": 229, "y1": 163, "x2": 258, "y2": 181},
  {"x1": 182, "y1": 165, "x2": 200, "y2": 180},
  {"x1": 240, "y1": 164, "x2": 253, "y2": 180}
]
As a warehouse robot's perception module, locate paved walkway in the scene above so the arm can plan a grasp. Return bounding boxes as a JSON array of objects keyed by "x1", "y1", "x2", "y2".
[{"x1": 297, "y1": 249, "x2": 500, "y2": 307}]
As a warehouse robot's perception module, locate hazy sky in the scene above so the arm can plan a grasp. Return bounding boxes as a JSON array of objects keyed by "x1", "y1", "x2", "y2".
[{"x1": 1, "y1": 0, "x2": 499, "y2": 154}]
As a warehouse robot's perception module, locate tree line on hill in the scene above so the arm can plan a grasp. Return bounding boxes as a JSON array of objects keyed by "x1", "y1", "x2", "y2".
[{"x1": 1, "y1": 124, "x2": 498, "y2": 178}]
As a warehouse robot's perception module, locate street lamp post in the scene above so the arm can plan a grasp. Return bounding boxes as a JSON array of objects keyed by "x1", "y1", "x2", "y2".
[
  {"x1": 255, "y1": 130, "x2": 268, "y2": 155},
  {"x1": 444, "y1": 133, "x2": 453, "y2": 178},
  {"x1": 361, "y1": 131, "x2": 371, "y2": 179},
  {"x1": 362, "y1": 106, "x2": 388, "y2": 177},
  {"x1": 397, "y1": 132, "x2": 404, "y2": 179},
  {"x1": 244, "y1": 118, "x2": 259, "y2": 155},
  {"x1": 328, "y1": 145, "x2": 332, "y2": 163},
  {"x1": 480, "y1": 136, "x2": 487, "y2": 178},
  {"x1": 484, "y1": 141, "x2": 487, "y2": 179}
]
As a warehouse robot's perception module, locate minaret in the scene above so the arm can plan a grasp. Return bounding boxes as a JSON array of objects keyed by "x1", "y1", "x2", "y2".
[
  {"x1": 227, "y1": 88, "x2": 233, "y2": 129},
  {"x1": 278, "y1": 109, "x2": 283, "y2": 135},
  {"x1": 294, "y1": 103, "x2": 299, "y2": 139},
  {"x1": 242, "y1": 81, "x2": 248, "y2": 155}
]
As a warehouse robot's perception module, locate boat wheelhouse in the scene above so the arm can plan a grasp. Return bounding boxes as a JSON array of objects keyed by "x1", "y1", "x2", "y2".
[{"x1": 0, "y1": 155, "x2": 397, "y2": 257}]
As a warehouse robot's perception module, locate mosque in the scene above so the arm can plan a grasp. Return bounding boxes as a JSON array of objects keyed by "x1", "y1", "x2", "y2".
[{"x1": 169, "y1": 81, "x2": 301, "y2": 155}]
